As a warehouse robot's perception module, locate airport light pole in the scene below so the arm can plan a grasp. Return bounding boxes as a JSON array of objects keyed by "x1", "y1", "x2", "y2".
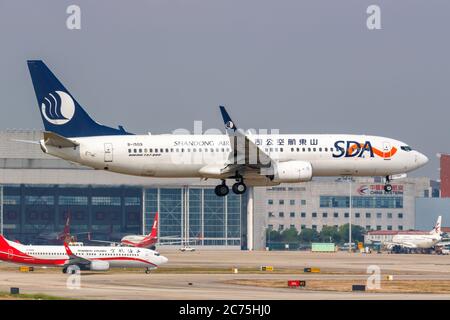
[{"x1": 349, "y1": 179, "x2": 352, "y2": 253}]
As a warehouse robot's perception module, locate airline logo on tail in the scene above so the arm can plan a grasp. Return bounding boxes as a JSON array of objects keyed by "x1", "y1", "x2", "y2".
[
  {"x1": 431, "y1": 216, "x2": 442, "y2": 235},
  {"x1": 41, "y1": 91, "x2": 75, "y2": 125},
  {"x1": 145, "y1": 212, "x2": 158, "y2": 241}
]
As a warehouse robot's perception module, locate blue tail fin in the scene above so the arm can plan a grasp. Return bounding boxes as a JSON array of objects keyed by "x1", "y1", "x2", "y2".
[{"x1": 27, "y1": 60, "x2": 133, "y2": 137}]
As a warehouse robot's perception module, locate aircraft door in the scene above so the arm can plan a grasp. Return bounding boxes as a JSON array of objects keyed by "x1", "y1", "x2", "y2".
[
  {"x1": 104, "y1": 143, "x2": 113, "y2": 162},
  {"x1": 7, "y1": 249, "x2": 13, "y2": 260}
]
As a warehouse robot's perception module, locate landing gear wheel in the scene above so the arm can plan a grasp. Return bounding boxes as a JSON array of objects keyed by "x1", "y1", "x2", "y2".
[
  {"x1": 214, "y1": 183, "x2": 229, "y2": 197},
  {"x1": 62, "y1": 267, "x2": 68, "y2": 274},
  {"x1": 145, "y1": 268, "x2": 151, "y2": 274},
  {"x1": 384, "y1": 184, "x2": 392, "y2": 192},
  {"x1": 232, "y1": 182, "x2": 247, "y2": 194}
]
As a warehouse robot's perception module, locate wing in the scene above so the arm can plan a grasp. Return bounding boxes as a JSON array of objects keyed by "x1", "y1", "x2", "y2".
[{"x1": 63, "y1": 242, "x2": 91, "y2": 267}]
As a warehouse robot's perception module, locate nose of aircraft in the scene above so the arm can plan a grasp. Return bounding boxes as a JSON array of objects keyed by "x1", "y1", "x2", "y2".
[
  {"x1": 415, "y1": 152, "x2": 429, "y2": 168},
  {"x1": 159, "y1": 255, "x2": 168, "y2": 265}
]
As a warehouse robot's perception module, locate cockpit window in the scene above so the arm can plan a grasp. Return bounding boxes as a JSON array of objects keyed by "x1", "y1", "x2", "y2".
[
  {"x1": 154, "y1": 252, "x2": 160, "y2": 256},
  {"x1": 401, "y1": 146, "x2": 412, "y2": 151}
]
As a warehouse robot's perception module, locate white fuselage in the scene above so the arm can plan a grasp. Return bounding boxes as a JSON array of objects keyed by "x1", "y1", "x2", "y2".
[
  {"x1": 391, "y1": 234, "x2": 441, "y2": 249},
  {"x1": 42, "y1": 134, "x2": 428, "y2": 184},
  {"x1": 1, "y1": 240, "x2": 168, "y2": 268}
]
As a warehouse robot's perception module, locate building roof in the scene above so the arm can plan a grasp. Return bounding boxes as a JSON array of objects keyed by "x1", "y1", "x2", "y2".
[{"x1": 367, "y1": 230, "x2": 428, "y2": 236}]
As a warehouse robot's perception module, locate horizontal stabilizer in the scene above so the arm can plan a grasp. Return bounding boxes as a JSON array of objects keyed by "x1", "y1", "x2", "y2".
[{"x1": 43, "y1": 131, "x2": 79, "y2": 148}]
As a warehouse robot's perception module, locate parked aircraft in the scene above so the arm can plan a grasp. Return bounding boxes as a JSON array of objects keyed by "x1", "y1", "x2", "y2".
[{"x1": 384, "y1": 216, "x2": 442, "y2": 253}]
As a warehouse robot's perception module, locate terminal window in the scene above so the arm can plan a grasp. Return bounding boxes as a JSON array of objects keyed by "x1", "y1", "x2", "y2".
[
  {"x1": 398, "y1": 213, "x2": 403, "y2": 219},
  {"x1": 301, "y1": 212, "x2": 306, "y2": 218},
  {"x1": 320, "y1": 196, "x2": 403, "y2": 209},
  {"x1": 290, "y1": 212, "x2": 295, "y2": 217}
]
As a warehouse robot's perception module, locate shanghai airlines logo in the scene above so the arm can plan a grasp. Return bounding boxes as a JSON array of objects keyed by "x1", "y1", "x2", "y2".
[{"x1": 41, "y1": 91, "x2": 75, "y2": 125}]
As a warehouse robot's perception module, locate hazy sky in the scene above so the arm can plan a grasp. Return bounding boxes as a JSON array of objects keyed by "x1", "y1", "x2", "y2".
[{"x1": 0, "y1": 0, "x2": 448, "y2": 179}]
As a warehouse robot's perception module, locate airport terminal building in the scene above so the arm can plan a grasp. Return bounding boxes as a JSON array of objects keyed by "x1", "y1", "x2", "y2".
[
  {"x1": 0, "y1": 130, "x2": 246, "y2": 248},
  {"x1": 0, "y1": 130, "x2": 439, "y2": 250}
]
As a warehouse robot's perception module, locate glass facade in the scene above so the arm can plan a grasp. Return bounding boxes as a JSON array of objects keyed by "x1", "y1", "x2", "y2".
[
  {"x1": 143, "y1": 187, "x2": 243, "y2": 246},
  {"x1": 2, "y1": 184, "x2": 244, "y2": 247},
  {"x1": 2, "y1": 185, "x2": 142, "y2": 243}
]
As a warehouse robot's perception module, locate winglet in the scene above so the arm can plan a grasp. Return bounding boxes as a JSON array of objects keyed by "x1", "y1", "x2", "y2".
[{"x1": 219, "y1": 106, "x2": 237, "y2": 133}]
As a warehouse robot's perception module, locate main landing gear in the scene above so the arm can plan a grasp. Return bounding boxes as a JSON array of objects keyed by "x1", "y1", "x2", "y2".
[
  {"x1": 145, "y1": 268, "x2": 152, "y2": 274},
  {"x1": 214, "y1": 178, "x2": 247, "y2": 197},
  {"x1": 384, "y1": 175, "x2": 392, "y2": 192}
]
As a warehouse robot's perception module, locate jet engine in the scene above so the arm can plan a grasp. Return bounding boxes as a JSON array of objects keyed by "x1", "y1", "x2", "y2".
[
  {"x1": 89, "y1": 260, "x2": 110, "y2": 271},
  {"x1": 270, "y1": 160, "x2": 313, "y2": 183}
]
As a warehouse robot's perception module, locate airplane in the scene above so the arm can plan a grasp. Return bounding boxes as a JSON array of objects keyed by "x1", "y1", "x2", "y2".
[
  {"x1": 37, "y1": 213, "x2": 90, "y2": 244},
  {"x1": 91, "y1": 212, "x2": 202, "y2": 249},
  {"x1": 26, "y1": 60, "x2": 429, "y2": 197},
  {"x1": 384, "y1": 216, "x2": 442, "y2": 253},
  {"x1": 0, "y1": 234, "x2": 168, "y2": 274}
]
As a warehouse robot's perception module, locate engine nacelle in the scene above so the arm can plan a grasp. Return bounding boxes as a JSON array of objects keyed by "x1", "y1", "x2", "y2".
[
  {"x1": 271, "y1": 161, "x2": 313, "y2": 183},
  {"x1": 89, "y1": 260, "x2": 110, "y2": 271}
]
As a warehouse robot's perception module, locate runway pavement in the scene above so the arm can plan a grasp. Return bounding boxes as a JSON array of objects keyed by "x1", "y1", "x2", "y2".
[{"x1": 1, "y1": 250, "x2": 450, "y2": 299}]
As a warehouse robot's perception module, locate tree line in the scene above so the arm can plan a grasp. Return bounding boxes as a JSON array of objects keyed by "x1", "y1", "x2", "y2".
[{"x1": 266, "y1": 224, "x2": 366, "y2": 244}]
